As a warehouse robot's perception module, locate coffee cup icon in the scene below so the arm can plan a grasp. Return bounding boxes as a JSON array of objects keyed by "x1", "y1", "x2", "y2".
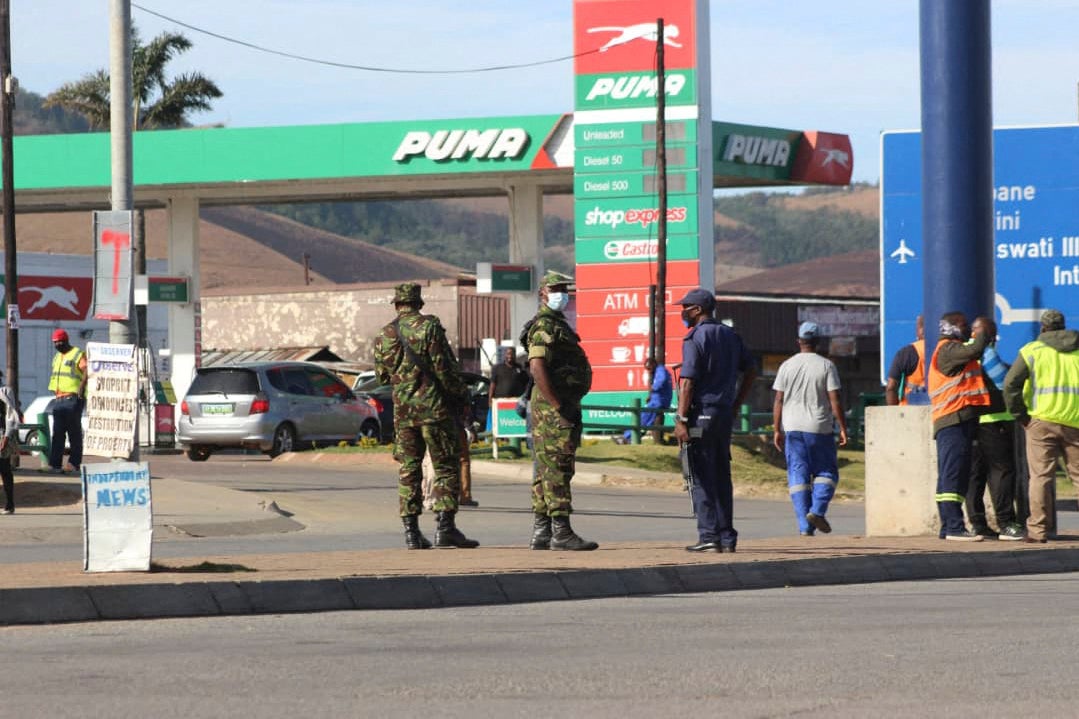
[{"x1": 611, "y1": 346, "x2": 631, "y2": 362}]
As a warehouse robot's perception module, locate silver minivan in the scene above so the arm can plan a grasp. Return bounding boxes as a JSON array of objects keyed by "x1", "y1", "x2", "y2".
[{"x1": 178, "y1": 361, "x2": 381, "y2": 461}]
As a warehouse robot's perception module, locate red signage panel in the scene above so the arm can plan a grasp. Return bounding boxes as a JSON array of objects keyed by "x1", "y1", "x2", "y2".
[
  {"x1": 17, "y1": 276, "x2": 93, "y2": 321},
  {"x1": 575, "y1": 260, "x2": 701, "y2": 290},
  {"x1": 790, "y1": 131, "x2": 854, "y2": 186},
  {"x1": 574, "y1": 285, "x2": 695, "y2": 316},
  {"x1": 574, "y1": 0, "x2": 699, "y2": 74}
]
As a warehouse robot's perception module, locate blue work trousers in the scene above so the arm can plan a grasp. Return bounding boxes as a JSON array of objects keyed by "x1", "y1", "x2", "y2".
[
  {"x1": 685, "y1": 408, "x2": 737, "y2": 547},
  {"x1": 935, "y1": 419, "x2": 977, "y2": 536},
  {"x1": 784, "y1": 430, "x2": 839, "y2": 534},
  {"x1": 49, "y1": 396, "x2": 84, "y2": 470}
]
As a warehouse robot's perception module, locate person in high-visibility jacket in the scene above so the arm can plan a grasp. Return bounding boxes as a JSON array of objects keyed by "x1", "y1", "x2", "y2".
[
  {"x1": 1003, "y1": 308, "x2": 1079, "y2": 544},
  {"x1": 46, "y1": 329, "x2": 87, "y2": 474},
  {"x1": 885, "y1": 315, "x2": 928, "y2": 406},
  {"x1": 928, "y1": 312, "x2": 991, "y2": 541},
  {"x1": 964, "y1": 316, "x2": 1024, "y2": 540}
]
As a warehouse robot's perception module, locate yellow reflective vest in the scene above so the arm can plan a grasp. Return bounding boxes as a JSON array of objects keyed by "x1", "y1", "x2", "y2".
[
  {"x1": 1020, "y1": 340, "x2": 1079, "y2": 429},
  {"x1": 48, "y1": 347, "x2": 85, "y2": 395}
]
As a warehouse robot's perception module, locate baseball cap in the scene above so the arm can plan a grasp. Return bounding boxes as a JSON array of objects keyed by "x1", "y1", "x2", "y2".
[
  {"x1": 1041, "y1": 308, "x2": 1065, "y2": 331},
  {"x1": 673, "y1": 288, "x2": 716, "y2": 311},
  {"x1": 51, "y1": 329, "x2": 69, "y2": 343},
  {"x1": 798, "y1": 321, "x2": 820, "y2": 340}
]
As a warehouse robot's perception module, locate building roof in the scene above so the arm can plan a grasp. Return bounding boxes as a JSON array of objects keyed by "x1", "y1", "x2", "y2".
[
  {"x1": 200, "y1": 346, "x2": 345, "y2": 366},
  {"x1": 715, "y1": 250, "x2": 879, "y2": 301}
]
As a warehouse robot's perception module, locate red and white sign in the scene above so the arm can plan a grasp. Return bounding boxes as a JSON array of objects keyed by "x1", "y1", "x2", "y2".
[
  {"x1": 17, "y1": 276, "x2": 93, "y2": 321},
  {"x1": 574, "y1": 286, "x2": 693, "y2": 316},
  {"x1": 791, "y1": 131, "x2": 854, "y2": 186},
  {"x1": 574, "y1": 0, "x2": 699, "y2": 75},
  {"x1": 577, "y1": 308, "x2": 682, "y2": 341}
]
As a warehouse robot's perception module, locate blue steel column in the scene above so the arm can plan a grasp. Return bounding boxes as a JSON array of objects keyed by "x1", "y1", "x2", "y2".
[{"x1": 919, "y1": 1, "x2": 995, "y2": 337}]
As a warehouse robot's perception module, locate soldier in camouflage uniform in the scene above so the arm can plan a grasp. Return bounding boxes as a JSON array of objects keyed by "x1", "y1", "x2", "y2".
[
  {"x1": 374, "y1": 282, "x2": 479, "y2": 550},
  {"x1": 526, "y1": 270, "x2": 598, "y2": 551}
]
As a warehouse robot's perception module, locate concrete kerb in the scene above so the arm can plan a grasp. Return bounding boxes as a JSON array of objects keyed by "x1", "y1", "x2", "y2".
[{"x1": 4, "y1": 546, "x2": 1079, "y2": 626}]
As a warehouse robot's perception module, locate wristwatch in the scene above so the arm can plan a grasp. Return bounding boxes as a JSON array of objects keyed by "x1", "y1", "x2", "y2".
[{"x1": 675, "y1": 414, "x2": 689, "y2": 423}]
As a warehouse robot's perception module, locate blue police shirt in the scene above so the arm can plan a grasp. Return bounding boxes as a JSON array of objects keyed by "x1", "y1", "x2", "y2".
[{"x1": 679, "y1": 319, "x2": 753, "y2": 409}]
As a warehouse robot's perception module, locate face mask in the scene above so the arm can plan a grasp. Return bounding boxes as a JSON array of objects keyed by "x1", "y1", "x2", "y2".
[
  {"x1": 546, "y1": 292, "x2": 569, "y2": 312},
  {"x1": 681, "y1": 309, "x2": 694, "y2": 328}
]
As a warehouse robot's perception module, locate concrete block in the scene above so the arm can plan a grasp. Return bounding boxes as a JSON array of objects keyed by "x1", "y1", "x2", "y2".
[
  {"x1": 0, "y1": 587, "x2": 99, "y2": 625},
  {"x1": 968, "y1": 551, "x2": 1025, "y2": 578},
  {"x1": 928, "y1": 553, "x2": 981, "y2": 578},
  {"x1": 878, "y1": 554, "x2": 944, "y2": 582},
  {"x1": 618, "y1": 567, "x2": 685, "y2": 595},
  {"x1": 429, "y1": 575, "x2": 507, "y2": 606},
  {"x1": 729, "y1": 561, "x2": 790, "y2": 590},
  {"x1": 496, "y1": 572, "x2": 569, "y2": 603},
  {"x1": 88, "y1": 583, "x2": 219, "y2": 620},
  {"x1": 240, "y1": 579, "x2": 354, "y2": 614},
  {"x1": 206, "y1": 582, "x2": 254, "y2": 615},
  {"x1": 558, "y1": 569, "x2": 628, "y2": 599},
  {"x1": 344, "y1": 576, "x2": 441, "y2": 610},
  {"x1": 865, "y1": 406, "x2": 940, "y2": 537}
]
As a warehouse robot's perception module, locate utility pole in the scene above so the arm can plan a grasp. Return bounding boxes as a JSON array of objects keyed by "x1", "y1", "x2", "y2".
[
  {"x1": 110, "y1": 0, "x2": 137, "y2": 460},
  {"x1": 0, "y1": 0, "x2": 17, "y2": 400},
  {"x1": 653, "y1": 18, "x2": 668, "y2": 367}
]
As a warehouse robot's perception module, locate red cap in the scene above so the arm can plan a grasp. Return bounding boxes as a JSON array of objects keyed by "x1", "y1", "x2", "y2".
[{"x1": 51, "y1": 329, "x2": 69, "y2": 342}]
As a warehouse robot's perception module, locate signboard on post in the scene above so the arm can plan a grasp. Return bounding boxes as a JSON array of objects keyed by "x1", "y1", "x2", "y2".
[
  {"x1": 82, "y1": 461, "x2": 152, "y2": 572},
  {"x1": 476, "y1": 263, "x2": 533, "y2": 293},
  {"x1": 881, "y1": 125, "x2": 1079, "y2": 378},
  {"x1": 83, "y1": 342, "x2": 138, "y2": 459},
  {"x1": 491, "y1": 398, "x2": 529, "y2": 439},
  {"x1": 91, "y1": 210, "x2": 134, "y2": 321}
]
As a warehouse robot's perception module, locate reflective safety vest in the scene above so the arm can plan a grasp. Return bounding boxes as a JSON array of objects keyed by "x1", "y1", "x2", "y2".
[
  {"x1": 1020, "y1": 340, "x2": 1079, "y2": 429},
  {"x1": 928, "y1": 339, "x2": 990, "y2": 424},
  {"x1": 48, "y1": 347, "x2": 85, "y2": 395},
  {"x1": 899, "y1": 340, "x2": 927, "y2": 405}
]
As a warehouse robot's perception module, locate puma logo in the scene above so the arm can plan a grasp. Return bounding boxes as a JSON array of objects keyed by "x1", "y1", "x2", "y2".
[
  {"x1": 587, "y1": 23, "x2": 682, "y2": 53},
  {"x1": 21, "y1": 285, "x2": 81, "y2": 315},
  {"x1": 821, "y1": 148, "x2": 850, "y2": 168}
]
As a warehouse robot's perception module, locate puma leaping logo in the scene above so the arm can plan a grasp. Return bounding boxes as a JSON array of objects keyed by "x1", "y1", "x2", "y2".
[
  {"x1": 821, "y1": 149, "x2": 850, "y2": 168},
  {"x1": 21, "y1": 285, "x2": 80, "y2": 315},
  {"x1": 587, "y1": 23, "x2": 682, "y2": 53}
]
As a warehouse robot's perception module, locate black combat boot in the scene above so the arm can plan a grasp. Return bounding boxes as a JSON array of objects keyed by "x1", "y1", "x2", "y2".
[
  {"x1": 434, "y1": 511, "x2": 480, "y2": 549},
  {"x1": 551, "y1": 515, "x2": 598, "y2": 551},
  {"x1": 530, "y1": 513, "x2": 552, "y2": 550},
  {"x1": 402, "y1": 515, "x2": 432, "y2": 550}
]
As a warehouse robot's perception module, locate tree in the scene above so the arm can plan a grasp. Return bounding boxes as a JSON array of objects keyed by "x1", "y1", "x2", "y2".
[{"x1": 43, "y1": 26, "x2": 222, "y2": 130}]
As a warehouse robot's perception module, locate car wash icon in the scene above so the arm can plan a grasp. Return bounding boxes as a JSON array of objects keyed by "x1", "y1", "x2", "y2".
[{"x1": 587, "y1": 22, "x2": 682, "y2": 53}]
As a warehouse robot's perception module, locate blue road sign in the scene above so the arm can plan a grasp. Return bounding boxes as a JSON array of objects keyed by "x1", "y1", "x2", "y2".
[{"x1": 881, "y1": 125, "x2": 1079, "y2": 380}]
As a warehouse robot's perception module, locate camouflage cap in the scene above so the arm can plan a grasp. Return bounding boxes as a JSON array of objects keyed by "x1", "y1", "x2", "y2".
[
  {"x1": 393, "y1": 282, "x2": 424, "y2": 306},
  {"x1": 540, "y1": 270, "x2": 573, "y2": 289},
  {"x1": 1041, "y1": 308, "x2": 1066, "y2": 331}
]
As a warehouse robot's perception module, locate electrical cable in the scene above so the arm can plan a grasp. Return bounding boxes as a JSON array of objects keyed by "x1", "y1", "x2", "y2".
[{"x1": 132, "y1": 2, "x2": 601, "y2": 75}]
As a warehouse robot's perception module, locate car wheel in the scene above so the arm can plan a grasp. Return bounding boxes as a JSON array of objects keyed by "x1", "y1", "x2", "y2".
[
  {"x1": 186, "y1": 445, "x2": 212, "y2": 462},
  {"x1": 356, "y1": 419, "x2": 380, "y2": 443},
  {"x1": 268, "y1": 423, "x2": 296, "y2": 457}
]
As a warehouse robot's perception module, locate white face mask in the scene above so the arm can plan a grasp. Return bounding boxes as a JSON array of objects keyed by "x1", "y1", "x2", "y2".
[{"x1": 546, "y1": 292, "x2": 569, "y2": 312}]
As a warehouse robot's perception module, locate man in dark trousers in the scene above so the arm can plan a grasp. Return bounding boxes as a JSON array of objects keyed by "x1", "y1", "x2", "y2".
[
  {"x1": 47, "y1": 328, "x2": 87, "y2": 475},
  {"x1": 673, "y1": 288, "x2": 756, "y2": 553},
  {"x1": 374, "y1": 282, "x2": 478, "y2": 550}
]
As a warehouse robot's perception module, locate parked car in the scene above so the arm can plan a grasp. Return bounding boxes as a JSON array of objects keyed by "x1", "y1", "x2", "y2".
[
  {"x1": 178, "y1": 361, "x2": 381, "y2": 461},
  {"x1": 355, "y1": 372, "x2": 490, "y2": 443}
]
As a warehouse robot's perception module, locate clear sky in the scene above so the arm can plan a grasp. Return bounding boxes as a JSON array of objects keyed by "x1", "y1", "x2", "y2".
[{"x1": 11, "y1": 1, "x2": 1079, "y2": 184}]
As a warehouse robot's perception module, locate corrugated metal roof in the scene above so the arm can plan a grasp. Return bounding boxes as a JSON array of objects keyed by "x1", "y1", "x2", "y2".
[{"x1": 201, "y1": 346, "x2": 344, "y2": 366}]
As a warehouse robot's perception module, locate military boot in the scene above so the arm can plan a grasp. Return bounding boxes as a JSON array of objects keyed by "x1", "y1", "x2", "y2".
[
  {"x1": 530, "y1": 513, "x2": 552, "y2": 550},
  {"x1": 434, "y1": 511, "x2": 480, "y2": 549},
  {"x1": 402, "y1": 515, "x2": 432, "y2": 550},
  {"x1": 551, "y1": 515, "x2": 598, "y2": 551}
]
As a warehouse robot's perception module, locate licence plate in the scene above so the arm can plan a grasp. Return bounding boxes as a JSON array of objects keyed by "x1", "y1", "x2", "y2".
[{"x1": 201, "y1": 403, "x2": 234, "y2": 416}]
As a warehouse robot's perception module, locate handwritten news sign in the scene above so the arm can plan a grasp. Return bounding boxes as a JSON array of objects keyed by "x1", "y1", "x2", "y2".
[
  {"x1": 82, "y1": 461, "x2": 152, "y2": 572},
  {"x1": 84, "y1": 342, "x2": 138, "y2": 458}
]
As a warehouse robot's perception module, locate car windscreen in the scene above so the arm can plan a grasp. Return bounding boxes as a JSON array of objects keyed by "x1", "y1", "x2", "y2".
[{"x1": 188, "y1": 368, "x2": 260, "y2": 395}]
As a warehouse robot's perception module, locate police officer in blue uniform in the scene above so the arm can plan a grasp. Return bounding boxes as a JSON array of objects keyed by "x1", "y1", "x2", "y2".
[{"x1": 672, "y1": 289, "x2": 757, "y2": 553}]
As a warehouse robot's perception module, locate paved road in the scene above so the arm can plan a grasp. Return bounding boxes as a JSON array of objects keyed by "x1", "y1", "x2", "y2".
[{"x1": 4, "y1": 572, "x2": 1075, "y2": 717}]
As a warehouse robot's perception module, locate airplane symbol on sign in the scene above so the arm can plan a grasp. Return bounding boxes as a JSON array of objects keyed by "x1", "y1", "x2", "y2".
[{"x1": 890, "y1": 239, "x2": 916, "y2": 264}]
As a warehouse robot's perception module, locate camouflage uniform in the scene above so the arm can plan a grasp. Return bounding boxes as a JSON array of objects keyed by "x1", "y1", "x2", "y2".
[
  {"x1": 374, "y1": 283, "x2": 468, "y2": 517},
  {"x1": 527, "y1": 281, "x2": 593, "y2": 517}
]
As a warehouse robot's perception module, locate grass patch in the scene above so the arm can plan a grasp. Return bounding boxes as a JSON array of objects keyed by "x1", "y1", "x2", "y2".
[{"x1": 151, "y1": 561, "x2": 257, "y2": 573}]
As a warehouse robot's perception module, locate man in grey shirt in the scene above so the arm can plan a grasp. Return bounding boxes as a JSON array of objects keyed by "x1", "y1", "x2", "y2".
[{"x1": 772, "y1": 322, "x2": 848, "y2": 536}]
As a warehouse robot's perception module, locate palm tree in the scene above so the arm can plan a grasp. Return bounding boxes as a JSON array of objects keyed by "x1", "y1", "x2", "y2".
[{"x1": 43, "y1": 25, "x2": 222, "y2": 130}]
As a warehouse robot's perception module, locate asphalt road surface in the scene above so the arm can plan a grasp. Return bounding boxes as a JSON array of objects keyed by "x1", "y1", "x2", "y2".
[{"x1": 3, "y1": 572, "x2": 1076, "y2": 717}]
